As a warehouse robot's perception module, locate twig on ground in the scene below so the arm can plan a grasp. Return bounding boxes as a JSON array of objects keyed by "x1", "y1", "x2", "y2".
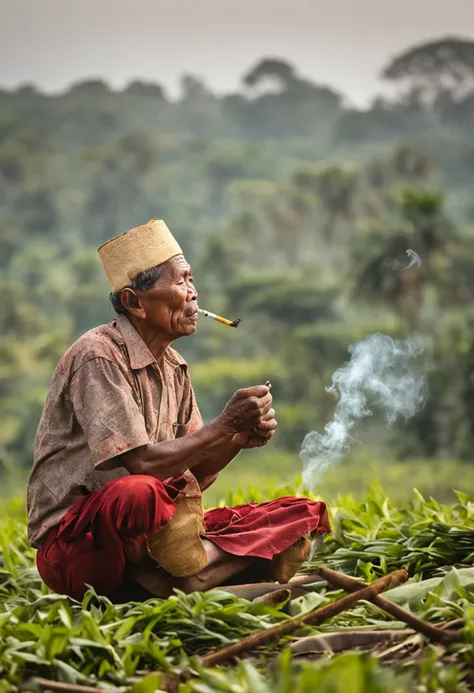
[
  {"x1": 26, "y1": 678, "x2": 115, "y2": 693},
  {"x1": 200, "y1": 568, "x2": 408, "y2": 667},
  {"x1": 254, "y1": 588, "x2": 291, "y2": 605},
  {"x1": 317, "y1": 566, "x2": 460, "y2": 643},
  {"x1": 290, "y1": 628, "x2": 415, "y2": 656},
  {"x1": 218, "y1": 571, "x2": 324, "y2": 601}
]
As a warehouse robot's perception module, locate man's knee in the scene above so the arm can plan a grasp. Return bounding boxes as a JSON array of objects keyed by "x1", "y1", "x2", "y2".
[
  {"x1": 101, "y1": 475, "x2": 176, "y2": 533},
  {"x1": 105, "y1": 474, "x2": 165, "y2": 506}
]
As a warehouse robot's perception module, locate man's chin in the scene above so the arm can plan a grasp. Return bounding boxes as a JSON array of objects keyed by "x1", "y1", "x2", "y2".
[{"x1": 179, "y1": 321, "x2": 198, "y2": 336}]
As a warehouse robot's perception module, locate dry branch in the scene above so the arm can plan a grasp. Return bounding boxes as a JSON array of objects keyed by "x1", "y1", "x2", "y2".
[
  {"x1": 27, "y1": 678, "x2": 115, "y2": 693},
  {"x1": 254, "y1": 588, "x2": 291, "y2": 605},
  {"x1": 317, "y1": 566, "x2": 460, "y2": 643},
  {"x1": 289, "y1": 628, "x2": 414, "y2": 656},
  {"x1": 218, "y1": 570, "x2": 324, "y2": 601},
  {"x1": 200, "y1": 568, "x2": 408, "y2": 667}
]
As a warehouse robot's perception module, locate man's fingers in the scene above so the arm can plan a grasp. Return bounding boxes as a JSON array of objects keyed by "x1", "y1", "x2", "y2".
[
  {"x1": 226, "y1": 385, "x2": 274, "y2": 434},
  {"x1": 253, "y1": 429, "x2": 275, "y2": 441},
  {"x1": 260, "y1": 408, "x2": 276, "y2": 422},
  {"x1": 257, "y1": 393, "x2": 273, "y2": 411},
  {"x1": 256, "y1": 418, "x2": 278, "y2": 431},
  {"x1": 239, "y1": 384, "x2": 271, "y2": 398},
  {"x1": 257, "y1": 398, "x2": 273, "y2": 419}
]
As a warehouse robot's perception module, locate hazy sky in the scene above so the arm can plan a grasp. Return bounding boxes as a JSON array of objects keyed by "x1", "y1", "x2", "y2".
[{"x1": 1, "y1": 0, "x2": 474, "y2": 105}]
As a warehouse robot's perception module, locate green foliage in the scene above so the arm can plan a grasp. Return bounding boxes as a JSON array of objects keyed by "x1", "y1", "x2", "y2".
[
  {"x1": 2, "y1": 35, "x2": 474, "y2": 691},
  {"x1": 305, "y1": 483, "x2": 474, "y2": 581},
  {"x1": 0, "y1": 485, "x2": 473, "y2": 691},
  {"x1": 382, "y1": 37, "x2": 474, "y2": 105},
  {"x1": 3, "y1": 43, "x2": 474, "y2": 475},
  {"x1": 184, "y1": 653, "x2": 415, "y2": 693}
]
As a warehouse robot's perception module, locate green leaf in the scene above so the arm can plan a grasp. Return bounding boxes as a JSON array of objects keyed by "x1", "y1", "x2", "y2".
[{"x1": 129, "y1": 673, "x2": 162, "y2": 693}]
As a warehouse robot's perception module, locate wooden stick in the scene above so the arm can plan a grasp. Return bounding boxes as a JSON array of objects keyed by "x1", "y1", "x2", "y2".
[
  {"x1": 289, "y1": 628, "x2": 415, "y2": 656},
  {"x1": 200, "y1": 568, "x2": 408, "y2": 667},
  {"x1": 317, "y1": 567, "x2": 459, "y2": 643},
  {"x1": 254, "y1": 588, "x2": 291, "y2": 606},
  {"x1": 28, "y1": 678, "x2": 113, "y2": 693},
  {"x1": 218, "y1": 570, "x2": 324, "y2": 601}
]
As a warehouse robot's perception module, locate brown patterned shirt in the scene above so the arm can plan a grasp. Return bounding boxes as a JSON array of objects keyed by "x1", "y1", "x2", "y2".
[{"x1": 27, "y1": 315, "x2": 206, "y2": 548}]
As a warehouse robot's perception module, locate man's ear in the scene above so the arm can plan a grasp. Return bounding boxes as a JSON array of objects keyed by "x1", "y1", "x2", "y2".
[{"x1": 120, "y1": 288, "x2": 146, "y2": 318}]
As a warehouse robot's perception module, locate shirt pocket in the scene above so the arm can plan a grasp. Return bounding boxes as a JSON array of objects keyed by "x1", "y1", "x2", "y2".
[{"x1": 172, "y1": 421, "x2": 193, "y2": 439}]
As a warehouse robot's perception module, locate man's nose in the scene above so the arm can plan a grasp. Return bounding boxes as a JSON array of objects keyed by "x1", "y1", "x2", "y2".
[{"x1": 187, "y1": 283, "x2": 198, "y2": 302}]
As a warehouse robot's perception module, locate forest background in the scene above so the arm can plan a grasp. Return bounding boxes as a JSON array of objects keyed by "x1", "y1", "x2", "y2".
[{"x1": 2, "y1": 36, "x2": 474, "y2": 504}]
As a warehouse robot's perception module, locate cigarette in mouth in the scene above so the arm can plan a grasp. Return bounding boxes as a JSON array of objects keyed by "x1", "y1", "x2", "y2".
[{"x1": 197, "y1": 308, "x2": 241, "y2": 328}]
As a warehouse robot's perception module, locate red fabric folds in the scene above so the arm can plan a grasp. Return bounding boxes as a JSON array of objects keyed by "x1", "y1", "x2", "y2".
[
  {"x1": 36, "y1": 475, "x2": 330, "y2": 602},
  {"x1": 203, "y1": 498, "x2": 330, "y2": 559},
  {"x1": 36, "y1": 475, "x2": 180, "y2": 601}
]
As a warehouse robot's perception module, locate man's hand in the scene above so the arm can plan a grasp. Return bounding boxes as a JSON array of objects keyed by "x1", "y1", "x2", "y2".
[
  {"x1": 231, "y1": 407, "x2": 278, "y2": 448},
  {"x1": 217, "y1": 385, "x2": 273, "y2": 436},
  {"x1": 121, "y1": 385, "x2": 275, "y2": 481}
]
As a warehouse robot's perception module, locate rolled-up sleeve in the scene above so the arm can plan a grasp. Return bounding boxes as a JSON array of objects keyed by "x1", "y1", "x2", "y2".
[{"x1": 70, "y1": 358, "x2": 150, "y2": 469}]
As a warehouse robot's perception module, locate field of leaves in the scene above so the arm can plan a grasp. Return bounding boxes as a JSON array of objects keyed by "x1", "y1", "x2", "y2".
[{"x1": 1, "y1": 482, "x2": 473, "y2": 692}]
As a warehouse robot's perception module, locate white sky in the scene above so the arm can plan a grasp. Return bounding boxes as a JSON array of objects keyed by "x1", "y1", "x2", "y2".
[{"x1": 1, "y1": 0, "x2": 473, "y2": 105}]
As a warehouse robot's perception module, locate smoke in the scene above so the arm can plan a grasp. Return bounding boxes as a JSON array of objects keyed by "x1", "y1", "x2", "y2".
[
  {"x1": 385, "y1": 248, "x2": 421, "y2": 271},
  {"x1": 300, "y1": 333, "x2": 428, "y2": 489},
  {"x1": 404, "y1": 249, "x2": 422, "y2": 269}
]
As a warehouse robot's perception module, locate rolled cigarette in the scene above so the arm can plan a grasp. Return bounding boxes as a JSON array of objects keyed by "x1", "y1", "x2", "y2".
[{"x1": 197, "y1": 308, "x2": 241, "y2": 328}]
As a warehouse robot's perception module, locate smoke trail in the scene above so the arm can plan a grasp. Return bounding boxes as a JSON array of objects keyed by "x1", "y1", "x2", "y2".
[
  {"x1": 385, "y1": 248, "x2": 421, "y2": 271},
  {"x1": 404, "y1": 249, "x2": 421, "y2": 269},
  {"x1": 300, "y1": 333, "x2": 428, "y2": 489}
]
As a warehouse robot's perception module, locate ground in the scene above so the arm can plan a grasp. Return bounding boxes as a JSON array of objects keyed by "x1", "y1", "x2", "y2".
[{"x1": 0, "y1": 480, "x2": 473, "y2": 692}]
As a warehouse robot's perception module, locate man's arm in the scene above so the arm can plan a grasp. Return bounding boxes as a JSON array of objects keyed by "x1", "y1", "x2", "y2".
[
  {"x1": 191, "y1": 406, "x2": 278, "y2": 485},
  {"x1": 191, "y1": 439, "x2": 242, "y2": 486},
  {"x1": 120, "y1": 418, "x2": 234, "y2": 479},
  {"x1": 120, "y1": 385, "x2": 272, "y2": 480}
]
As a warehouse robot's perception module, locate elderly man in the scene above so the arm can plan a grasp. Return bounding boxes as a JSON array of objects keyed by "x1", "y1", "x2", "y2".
[{"x1": 27, "y1": 220, "x2": 329, "y2": 602}]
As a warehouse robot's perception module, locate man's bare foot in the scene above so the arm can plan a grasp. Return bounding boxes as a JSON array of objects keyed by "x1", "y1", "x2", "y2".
[
  {"x1": 272, "y1": 536, "x2": 312, "y2": 583},
  {"x1": 127, "y1": 557, "x2": 176, "y2": 598},
  {"x1": 123, "y1": 539, "x2": 148, "y2": 563},
  {"x1": 176, "y1": 538, "x2": 255, "y2": 592},
  {"x1": 127, "y1": 539, "x2": 256, "y2": 597}
]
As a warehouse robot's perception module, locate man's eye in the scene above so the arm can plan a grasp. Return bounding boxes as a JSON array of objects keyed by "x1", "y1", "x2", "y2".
[{"x1": 189, "y1": 277, "x2": 194, "y2": 284}]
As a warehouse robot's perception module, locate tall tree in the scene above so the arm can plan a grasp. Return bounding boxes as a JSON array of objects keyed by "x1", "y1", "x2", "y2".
[
  {"x1": 243, "y1": 59, "x2": 297, "y2": 92},
  {"x1": 382, "y1": 37, "x2": 474, "y2": 104}
]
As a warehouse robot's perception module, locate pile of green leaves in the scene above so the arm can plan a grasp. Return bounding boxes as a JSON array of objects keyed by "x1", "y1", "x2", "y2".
[
  {"x1": 305, "y1": 484, "x2": 474, "y2": 582},
  {"x1": 180, "y1": 648, "x2": 470, "y2": 693},
  {"x1": 0, "y1": 485, "x2": 473, "y2": 692},
  {"x1": 0, "y1": 589, "x2": 290, "y2": 690}
]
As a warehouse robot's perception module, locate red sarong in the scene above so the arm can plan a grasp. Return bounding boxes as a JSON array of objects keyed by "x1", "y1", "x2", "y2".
[{"x1": 36, "y1": 475, "x2": 330, "y2": 601}]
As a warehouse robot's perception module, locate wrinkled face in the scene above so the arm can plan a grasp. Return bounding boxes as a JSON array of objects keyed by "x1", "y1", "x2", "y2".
[{"x1": 125, "y1": 255, "x2": 198, "y2": 340}]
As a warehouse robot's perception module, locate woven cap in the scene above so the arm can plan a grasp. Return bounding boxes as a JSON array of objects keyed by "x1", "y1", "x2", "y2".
[{"x1": 97, "y1": 220, "x2": 183, "y2": 292}]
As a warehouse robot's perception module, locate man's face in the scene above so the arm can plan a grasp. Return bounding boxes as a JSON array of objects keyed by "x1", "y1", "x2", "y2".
[{"x1": 133, "y1": 255, "x2": 198, "y2": 339}]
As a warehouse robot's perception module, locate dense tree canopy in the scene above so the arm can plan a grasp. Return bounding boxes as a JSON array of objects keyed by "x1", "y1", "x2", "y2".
[{"x1": 2, "y1": 36, "x2": 474, "y2": 478}]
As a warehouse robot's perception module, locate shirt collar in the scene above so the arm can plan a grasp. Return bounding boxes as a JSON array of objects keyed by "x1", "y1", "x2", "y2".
[{"x1": 115, "y1": 315, "x2": 186, "y2": 370}]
